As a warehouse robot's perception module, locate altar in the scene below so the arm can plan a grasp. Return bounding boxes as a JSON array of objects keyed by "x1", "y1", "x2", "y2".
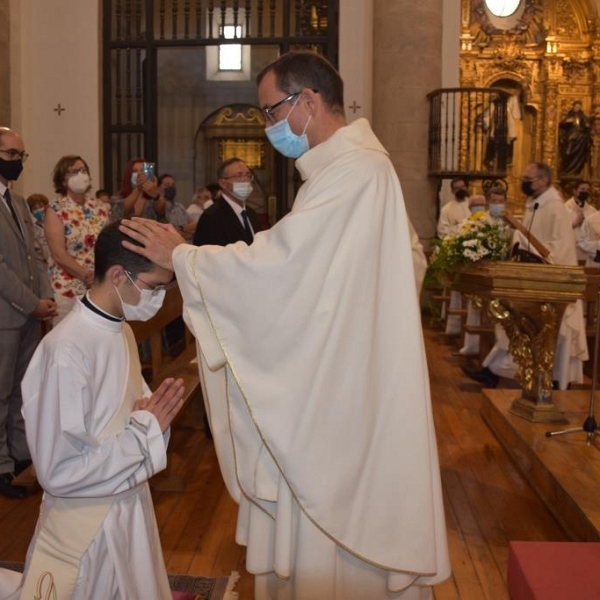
[{"x1": 453, "y1": 261, "x2": 586, "y2": 422}]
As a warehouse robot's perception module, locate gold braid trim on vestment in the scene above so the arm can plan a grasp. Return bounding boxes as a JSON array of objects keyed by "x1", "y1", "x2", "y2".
[{"x1": 187, "y1": 248, "x2": 440, "y2": 577}]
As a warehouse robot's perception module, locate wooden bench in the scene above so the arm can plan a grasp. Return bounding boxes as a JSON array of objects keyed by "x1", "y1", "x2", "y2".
[
  {"x1": 128, "y1": 281, "x2": 193, "y2": 381},
  {"x1": 463, "y1": 322, "x2": 495, "y2": 357}
]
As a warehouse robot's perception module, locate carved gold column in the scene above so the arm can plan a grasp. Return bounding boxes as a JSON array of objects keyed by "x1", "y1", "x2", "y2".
[
  {"x1": 541, "y1": 59, "x2": 561, "y2": 170},
  {"x1": 591, "y1": 25, "x2": 600, "y2": 191},
  {"x1": 487, "y1": 298, "x2": 567, "y2": 421},
  {"x1": 454, "y1": 262, "x2": 586, "y2": 423}
]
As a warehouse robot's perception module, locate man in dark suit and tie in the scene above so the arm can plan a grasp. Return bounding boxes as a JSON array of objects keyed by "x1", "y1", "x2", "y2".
[
  {"x1": 193, "y1": 157, "x2": 263, "y2": 247},
  {"x1": 0, "y1": 127, "x2": 56, "y2": 498}
]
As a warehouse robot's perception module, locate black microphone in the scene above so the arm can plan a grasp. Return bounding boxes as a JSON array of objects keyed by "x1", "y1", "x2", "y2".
[{"x1": 527, "y1": 201, "x2": 539, "y2": 254}]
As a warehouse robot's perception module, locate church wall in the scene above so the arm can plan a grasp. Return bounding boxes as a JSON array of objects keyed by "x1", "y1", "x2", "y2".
[
  {"x1": 0, "y1": 1, "x2": 10, "y2": 126},
  {"x1": 8, "y1": 0, "x2": 101, "y2": 200},
  {"x1": 6, "y1": 0, "x2": 460, "y2": 245}
]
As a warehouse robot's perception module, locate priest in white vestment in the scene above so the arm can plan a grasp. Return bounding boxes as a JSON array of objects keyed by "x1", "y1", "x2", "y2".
[
  {"x1": 0, "y1": 221, "x2": 185, "y2": 600},
  {"x1": 578, "y1": 210, "x2": 600, "y2": 267},
  {"x1": 120, "y1": 51, "x2": 450, "y2": 600},
  {"x1": 436, "y1": 178, "x2": 471, "y2": 240},
  {"x1": 564, "y1": 179, "x2": 596, "y2": 263}
]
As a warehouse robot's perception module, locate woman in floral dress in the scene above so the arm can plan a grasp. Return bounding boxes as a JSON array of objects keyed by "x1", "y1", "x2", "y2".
[{"x1": 44, "y1": 155, "x2": 109, "y2": 324}]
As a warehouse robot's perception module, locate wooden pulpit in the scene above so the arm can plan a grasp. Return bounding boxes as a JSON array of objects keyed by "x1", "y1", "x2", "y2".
[{"x1": 453, "y1": 261, "x2": 586, "y2": 422}]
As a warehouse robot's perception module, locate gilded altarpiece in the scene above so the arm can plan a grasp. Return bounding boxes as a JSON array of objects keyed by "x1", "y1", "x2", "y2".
[{"x1": 460, "y1": 0, "x2": 600, "y2": 206}]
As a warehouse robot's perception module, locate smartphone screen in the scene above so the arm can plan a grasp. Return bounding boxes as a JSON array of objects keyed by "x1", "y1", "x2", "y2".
[{"x1": 142, "y1": 162, "x2": 155, "y2": 180}]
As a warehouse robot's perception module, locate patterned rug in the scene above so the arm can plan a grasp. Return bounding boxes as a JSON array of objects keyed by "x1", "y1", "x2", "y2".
[{"x1": 0, "y1": 562, "x2": 238, "y2": 600}]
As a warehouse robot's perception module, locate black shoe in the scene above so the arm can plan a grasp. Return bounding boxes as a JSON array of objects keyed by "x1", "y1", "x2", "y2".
[
  {"x1": 461, "y1": 366, "x2": 499, "y2": 388},
  {"x1": 13, "y1": 459, "x2": 32, "y2": 477},
  {"x1": 0, "y1": 473, "x2": 27, "y2": 499}
]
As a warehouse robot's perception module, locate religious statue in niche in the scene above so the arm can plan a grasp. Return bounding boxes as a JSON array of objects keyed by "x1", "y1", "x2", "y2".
[{"x1": 558, "y1": 100, "x2": 592, "y2": 175}]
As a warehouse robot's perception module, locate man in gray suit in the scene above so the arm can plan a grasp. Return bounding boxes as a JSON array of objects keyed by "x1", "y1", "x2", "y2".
[{"x1": 0, "y1": 126, "x2": 56, "y2": 498}]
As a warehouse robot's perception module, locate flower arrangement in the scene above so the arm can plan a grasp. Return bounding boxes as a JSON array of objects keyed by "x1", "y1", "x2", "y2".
[{"x1": 427, "y1": 212, "x2": 511, "y2": 285}]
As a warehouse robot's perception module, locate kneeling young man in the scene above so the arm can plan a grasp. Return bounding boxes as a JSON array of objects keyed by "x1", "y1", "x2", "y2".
[{"x1": 6, "y1": 220, "x2": 185, "y2": 599}]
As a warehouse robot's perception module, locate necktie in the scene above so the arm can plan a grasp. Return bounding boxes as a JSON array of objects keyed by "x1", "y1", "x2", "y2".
[
  {"x1": 4, "y1": 189, "x2": 23, "y2": 237},
  {"x1": 241, "y1": 209, "x2": 254, "y2": 244}
]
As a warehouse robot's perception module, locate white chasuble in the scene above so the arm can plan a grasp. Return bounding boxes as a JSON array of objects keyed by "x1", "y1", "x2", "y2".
[
  {"x1": 175, "y1": 118, "x2": 451, "y2": 599},
  {"x1": 6, "y1": 300, "x2": 171, "y2": 600}
]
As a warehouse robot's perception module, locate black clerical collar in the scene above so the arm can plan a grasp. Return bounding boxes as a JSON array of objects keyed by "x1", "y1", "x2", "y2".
[{"x1": 81, "y1": 292, "x2": 123, "y2": 322}]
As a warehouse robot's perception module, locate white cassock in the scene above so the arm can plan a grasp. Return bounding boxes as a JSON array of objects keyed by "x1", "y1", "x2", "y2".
[
  {"x1": 0, "y1": 299, "x2": 171, "y2": 600},
  {"x1": 577, "y1": 211, "x2": 600, "y2": 267},
  {"x1": 436, "y1": 199, "x2": 470, "y2": 240},
  {"x1": 437, "y1": 199, "x2": 471, "y2": 334},
  {"x1": 564, "y1": 197, "x2": 596, "y2": 263},
  {"x1": 174, "y1": 118, "x2": 451, "y2": 600},
  {"x1": 484, "y1": 187, "x2": 588, "y2": 389}
]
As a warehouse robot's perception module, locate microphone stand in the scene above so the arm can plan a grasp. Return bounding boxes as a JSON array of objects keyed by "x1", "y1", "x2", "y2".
[
  {"x1": 546, "y1": 251, "x2": 600, "y2": 445},
  {"x1": 526, "y1": 201, "x2": 539, "y2": 255}
]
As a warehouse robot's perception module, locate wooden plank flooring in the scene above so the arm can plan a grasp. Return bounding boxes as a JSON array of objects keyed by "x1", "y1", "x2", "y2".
[
  {"x1": 0, "y1": 322, "x2": 570, "y2": 599},
  {"x1": 482, "y1": 387, "x2": 600, "y2": 542}
]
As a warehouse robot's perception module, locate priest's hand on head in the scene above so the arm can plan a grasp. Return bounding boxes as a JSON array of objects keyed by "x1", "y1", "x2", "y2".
[
  {"x1": 135, "y1": 377, "x2": 185, "y2": 432},
  {"x1": 120, "y1": 217, "x2": 186, "y2": 271}
]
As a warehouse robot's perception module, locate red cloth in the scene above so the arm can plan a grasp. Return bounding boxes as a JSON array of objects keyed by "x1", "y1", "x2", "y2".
[{"x1": 508, "y1": 541, "x2": 600, "y2": 599}]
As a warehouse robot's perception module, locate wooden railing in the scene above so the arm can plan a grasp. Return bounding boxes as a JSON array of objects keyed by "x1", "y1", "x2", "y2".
[{"x1": 427, "y1": 87, "x2": 510, "y2": 180}]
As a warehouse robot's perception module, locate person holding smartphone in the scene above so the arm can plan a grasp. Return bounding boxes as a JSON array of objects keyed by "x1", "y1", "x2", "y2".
[{"x1": 111, "y1": 158, "x2": 164, "y2": 222}]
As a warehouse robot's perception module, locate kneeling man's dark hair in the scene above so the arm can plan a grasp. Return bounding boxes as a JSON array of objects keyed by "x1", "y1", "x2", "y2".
[{"x1": 94, "y1": 220, "x2": 155, "y2": 281}]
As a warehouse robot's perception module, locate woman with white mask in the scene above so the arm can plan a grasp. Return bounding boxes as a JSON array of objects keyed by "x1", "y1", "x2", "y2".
[{"x1": 44, "y1": 155, "x2": 110, "y2": 324}]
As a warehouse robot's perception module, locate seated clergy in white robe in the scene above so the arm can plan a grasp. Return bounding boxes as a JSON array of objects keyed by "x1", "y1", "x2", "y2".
[
  {"x1": 0, "y1": 221, "x2": 185, "y2": 600},
  {"x1": 437, "y1": 178, "x2": 471, "y2": 335},
  {"x1": 482, "y1": 163, "x2": 588, "y2": 389},
  {"x1": 120, "y1": 50, "x2": 450, "y2": 600},
  {"x1": 577, "y1": 210, "x2": 600, "y2": 267}
]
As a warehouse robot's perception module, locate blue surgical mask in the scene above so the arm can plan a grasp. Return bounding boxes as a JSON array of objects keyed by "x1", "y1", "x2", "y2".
[
  {"x1": 265, "y1": 97, "x2": 311, "y2": 159},
  {"x1": 33, "y1": 208, "x2": 45, "y2": 222},
  {"x1": 489, "y1": 203, "x2": 505, "y2": 218},
  {"x1": 164, "y1": 186, "x2": 176, "y2": 202}
]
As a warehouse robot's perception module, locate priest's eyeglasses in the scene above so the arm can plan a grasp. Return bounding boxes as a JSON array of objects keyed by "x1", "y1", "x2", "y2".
[
  {"x1": 125, "y1": 270, "x2": 166, "y2": 297},
  {"x1": 262, "y1": 92, "x2": 300, "y2": 124},
  {"x1": 0, "y1": 149, "x2": 29, "y2": 163}
]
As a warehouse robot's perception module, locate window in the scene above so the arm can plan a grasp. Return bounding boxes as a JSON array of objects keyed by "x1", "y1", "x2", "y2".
[
  {"x1": 219, "y1": 25, "x2": 242, "y2": 71},
  {"x1": 206, "y1": 9, "x2": 250, "y2": 81},
  {"x1": 484, "y1": 0, "x2": 522, "y2": 17}
]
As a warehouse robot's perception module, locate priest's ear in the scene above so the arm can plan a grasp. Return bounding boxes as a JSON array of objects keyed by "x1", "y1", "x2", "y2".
[{"x1": 301, "y1": 87, "x2": 319, "y2": 116}]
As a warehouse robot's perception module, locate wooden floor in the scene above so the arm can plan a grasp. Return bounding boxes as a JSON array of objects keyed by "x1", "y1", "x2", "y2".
[{"x1": 0, "y1": 321, "x2": 575, "y2": 599}]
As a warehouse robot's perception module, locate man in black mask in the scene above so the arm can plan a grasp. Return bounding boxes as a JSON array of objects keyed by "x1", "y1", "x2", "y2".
[
  {"x1": 437, "y1": 176, "x2": 471, "y2": 239},
  {"x1": 564, "y1": 179, "x2": 596, "y2": 263},
  {"x1": 0, "y1": 126, "x2": 56, "y2": 498}
]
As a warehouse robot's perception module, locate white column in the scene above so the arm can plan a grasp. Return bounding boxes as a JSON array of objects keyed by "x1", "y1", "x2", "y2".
[{"x1": 339, "y1": 1, "x2": 373, "y2": 123}]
